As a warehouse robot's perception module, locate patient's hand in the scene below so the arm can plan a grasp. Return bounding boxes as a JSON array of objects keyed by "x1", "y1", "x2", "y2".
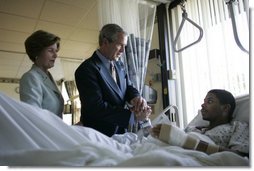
[{"x1": 150, "y1": 124, "x2": 162, "y2": 138}]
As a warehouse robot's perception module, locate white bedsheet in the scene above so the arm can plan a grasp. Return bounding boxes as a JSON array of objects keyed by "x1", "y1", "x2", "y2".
[{"x1": 0, "y1": 93, "x2": 249, "y2": 166}]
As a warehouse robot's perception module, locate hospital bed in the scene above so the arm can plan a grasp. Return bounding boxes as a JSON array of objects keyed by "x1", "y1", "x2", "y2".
[{"x1": 0, "y1": 92, "x2": 249, "y2": 166}]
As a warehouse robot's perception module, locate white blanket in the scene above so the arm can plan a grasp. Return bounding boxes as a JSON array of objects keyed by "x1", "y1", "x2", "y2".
[{"x1": 0, "y1": 93, "x2": 249, "y2": 166}]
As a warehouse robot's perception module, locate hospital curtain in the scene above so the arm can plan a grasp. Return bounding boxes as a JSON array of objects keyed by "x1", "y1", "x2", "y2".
[
  {"x1": 170, "y1": 0, "x2": 249, "y2": 126},
  {"x1": 97, "y1": 0, "x2": 156, "y2": 93}
]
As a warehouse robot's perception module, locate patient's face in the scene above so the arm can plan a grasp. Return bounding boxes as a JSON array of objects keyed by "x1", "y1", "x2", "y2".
[{"x1": 201, "y1": 93, "x2": 225, "y2": 121}]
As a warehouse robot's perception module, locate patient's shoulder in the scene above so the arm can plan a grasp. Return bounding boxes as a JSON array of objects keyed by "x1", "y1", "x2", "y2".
[{"x1": 231, "y1": 120, "x2": 249, "y2": 133}]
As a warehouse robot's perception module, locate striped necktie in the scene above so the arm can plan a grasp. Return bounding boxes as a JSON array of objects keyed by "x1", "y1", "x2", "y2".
[{"x1": 110, "y1": 61, "x2": 117, "y2": 83}]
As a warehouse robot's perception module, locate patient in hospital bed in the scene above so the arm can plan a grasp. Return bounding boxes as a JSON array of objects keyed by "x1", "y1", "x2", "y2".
[
  {"x1": 0, "y1": 90, "x2": 249, "y2": 166},
  {"x1": 150, "y1": 89, "x2": 249, "y2": 157}
]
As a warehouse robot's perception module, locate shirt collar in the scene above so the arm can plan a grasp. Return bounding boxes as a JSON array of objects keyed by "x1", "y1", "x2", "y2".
[{"x1": 96, "y1": 49, "x2": 111, "y2": 69}]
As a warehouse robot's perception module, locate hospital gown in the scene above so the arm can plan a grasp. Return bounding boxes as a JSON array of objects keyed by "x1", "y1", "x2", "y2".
[{"x1": 185, "y1": 121, "x2": 249, "y2": 154}]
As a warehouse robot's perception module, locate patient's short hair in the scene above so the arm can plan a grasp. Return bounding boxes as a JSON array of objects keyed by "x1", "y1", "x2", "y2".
[
  {"x1": 25, "y1": 30, "x2": 60, "y2": 62},
  {"x1": 208, "y1": 89, "x2": 236, "y2": 121}
]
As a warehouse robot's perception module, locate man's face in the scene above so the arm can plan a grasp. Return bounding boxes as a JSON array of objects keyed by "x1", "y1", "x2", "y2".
[
  {"x1": 105, "y1": 32, "x2": 127, "y2": 61},
  {"x1": 201, "y1": 93, "x2": 225, "y2": 121}
]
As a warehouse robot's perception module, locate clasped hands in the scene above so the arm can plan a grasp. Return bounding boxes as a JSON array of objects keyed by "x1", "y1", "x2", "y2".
[{"x1": 129, "y1": 96, "x2": 151, "y2": 121}]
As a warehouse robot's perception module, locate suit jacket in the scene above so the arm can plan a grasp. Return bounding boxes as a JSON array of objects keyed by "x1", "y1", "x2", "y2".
[
  {"x1": 75, "y1": 51, "x2": 140, "y2": 136},
  {"x1": 20, "y1": 64, "x2": 64, "y2": 118}
]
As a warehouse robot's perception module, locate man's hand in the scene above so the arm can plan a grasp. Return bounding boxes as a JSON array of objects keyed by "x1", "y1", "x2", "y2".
[
  {"x1": 134, "y1": 106, "x2": 152, "y2": 121},
  {"x1": 130, "y1": 96, "x2": 147, "y2": 112}
]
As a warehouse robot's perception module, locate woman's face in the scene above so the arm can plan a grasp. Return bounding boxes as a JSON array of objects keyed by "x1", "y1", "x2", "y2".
[
  {"x1": 201, "y1": 93, "x2": 225, "y2": 121},
  {"x1": 104, "y1": 32, "x2": 127, "y2": 61},
  {"x1": 35, "y1": 43, "x2": 59, "y2": 72}
]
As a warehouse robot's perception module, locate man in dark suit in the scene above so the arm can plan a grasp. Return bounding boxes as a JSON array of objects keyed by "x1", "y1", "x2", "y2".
[{"x1": 75, "y1": 23, "x2": 150, "y2": 137}]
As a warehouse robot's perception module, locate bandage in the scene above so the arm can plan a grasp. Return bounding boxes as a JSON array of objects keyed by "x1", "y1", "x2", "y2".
[
  {"x1": 206, "y1": 143, "x2": 220, "y2": 154},
  {"x1": 158, "y1": 124, "x2": 219, "y2": 154},
  {"x1": 195, "y1": 140, "x2": 220, "y2": 154},
  {"x1": 159, "y1": 124, "x2": 197, "y2": 147},
  {"x1": 183, "y1": 135, "x2": 199, "y2": 149}
]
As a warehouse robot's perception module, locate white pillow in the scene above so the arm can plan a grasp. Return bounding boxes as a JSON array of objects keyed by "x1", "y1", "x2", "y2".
[
  {"x1": 232, "y1": 94, "x2": 249, "y2": 123},
  {"x1": 186, "y1": 94, "x2": 250, "y2": 128},
  {"x1": 186, "y1": 110, "x2": 209, "y2": 128}
]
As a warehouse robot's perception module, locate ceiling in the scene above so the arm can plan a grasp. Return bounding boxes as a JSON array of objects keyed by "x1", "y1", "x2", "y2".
[
  {"x1": 0, "y1": 0, "x2": 100, "y2": 81},
  {"x1": 0, "y1": 0, "x2": 174, "y2": 81}
]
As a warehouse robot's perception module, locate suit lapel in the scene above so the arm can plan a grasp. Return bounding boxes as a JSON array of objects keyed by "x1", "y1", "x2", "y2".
[
  {"x1": 115, "y1": 62, "x2": 126, "y2": 92},
  {"x1": 45, "y1": 72, "x2": 60, "y2": 93},
  {"x1": 32, "y1": 65, "x2": 62, "y2": 95},
  {"x1": 93, "y1": 56, "x2": 124, "y2": 99}
]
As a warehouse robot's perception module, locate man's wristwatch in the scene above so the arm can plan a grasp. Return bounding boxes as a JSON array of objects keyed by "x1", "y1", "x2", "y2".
[{"x1": 139, "y1": 119, "x2": 152, "y2": 129}]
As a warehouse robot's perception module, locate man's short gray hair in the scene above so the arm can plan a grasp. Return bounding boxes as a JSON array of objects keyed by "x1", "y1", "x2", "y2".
[{"x1": 99, "y1": 23, "x2": 128, "y2": 46}]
